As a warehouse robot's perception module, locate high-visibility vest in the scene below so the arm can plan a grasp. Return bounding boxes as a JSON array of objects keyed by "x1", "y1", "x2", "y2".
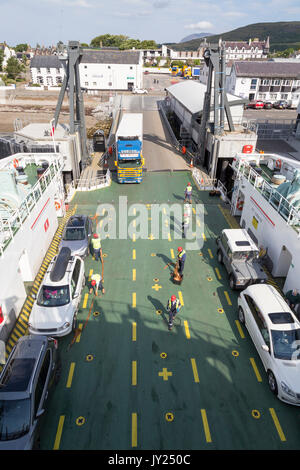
[
  {"x1": 168, "y1": 298, "x2": 180, "y2": 311},
  {"x1": 91, "y1": 238, "x2": 101, "y2": 250},
  {"x1": 185, "y1": 186, "x2": 192, "y2": 194},
  {"x1": 178, "y1": 249, "x2": 186, "y2": 260},
  {"x1": 91, "y1": 273, "x2": 102, "y2": 284}
]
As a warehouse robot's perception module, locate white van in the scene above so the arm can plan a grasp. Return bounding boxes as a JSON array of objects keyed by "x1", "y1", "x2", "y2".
[{"x1": 29, "y1": 247, "x2": 85, "y2": 337}]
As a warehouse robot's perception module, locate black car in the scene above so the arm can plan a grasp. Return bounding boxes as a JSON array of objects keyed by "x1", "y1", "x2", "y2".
[
  {"x1": 264, "y1": 101, "x2": 273, "y2": 109},
  {"x1": 273, "y1": 100, "x2": 288, "y2": 109},
  {"x1": 0, "y1": 335, "x2": 60, "y2": 449}
]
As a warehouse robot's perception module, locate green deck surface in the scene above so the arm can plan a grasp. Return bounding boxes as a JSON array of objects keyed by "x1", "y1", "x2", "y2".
[{"x1": 39, "y1": 171, "x2": 300, "y2": 450}]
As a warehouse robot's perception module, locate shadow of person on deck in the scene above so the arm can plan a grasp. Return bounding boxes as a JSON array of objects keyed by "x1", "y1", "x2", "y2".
[
  {"x1": 156, "y1": 253, "x2": 175, "y2": 273},
  {"x1": 147, "y1": 295, "x2": 169, "y2": 328}
]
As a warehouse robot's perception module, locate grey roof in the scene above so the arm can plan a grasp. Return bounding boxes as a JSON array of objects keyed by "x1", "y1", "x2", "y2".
[
  {"x1": 30, "y1": 55, "x2": 62, "y2": 69},
  {"x1": 234, "y1": 61, "x2": 300, "y2": 78},
  {"x1": 81, "y1": 49, "x2": 141, "y2": 65}
]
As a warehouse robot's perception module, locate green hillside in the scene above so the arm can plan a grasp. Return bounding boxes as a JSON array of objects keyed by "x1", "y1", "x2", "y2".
[{"x1": 169, "y1": 22, "x2": 300, "y2": 52}]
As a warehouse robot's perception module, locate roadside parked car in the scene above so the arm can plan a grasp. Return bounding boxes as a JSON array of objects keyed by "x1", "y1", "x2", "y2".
[
  {"x1": 216, "y1": 228, "x2": 268, "y2": 289},
  {"x1": 246, "y1": 100, "x2": 264, "y2": 109},
  {"x1": 144, "y1": 71, "x2": 149, "y2": 74},
  {"x1": 264, "y1": 101, "x2": 273, "y2": 109},
  {"x1": 273, "y1": 100, "x2": 288, "y2": 109},
  {"x1": 238, "y1": 283, "x2": 300, "y2": 405},
  {"x1": 28, "y1": 247, "x2": 85, "y2": 337},
  {"x1": 0, "y1": 335, "x2": 60, "y2": 449},
  {"x1": 132, "y1": 87, "x2": 148, "y2": 94},
  {"x1": 59, "y1": 214, "x2": 92, "y2": 258}
]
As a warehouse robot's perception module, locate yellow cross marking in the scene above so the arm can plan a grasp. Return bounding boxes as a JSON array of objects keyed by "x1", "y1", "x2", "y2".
[
  {"x1": 152, "y1": 283, "x2": 162, "y2": 291},
  {"x1": 158, "y1": 368, "x2": 172, "y2": 381}
]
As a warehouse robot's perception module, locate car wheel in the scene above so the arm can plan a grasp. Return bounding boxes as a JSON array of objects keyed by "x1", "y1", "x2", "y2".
[
  {"x1": 267, "y1": 370, "x2": 278, "y2": 396},
  {"x1": 229, "y1": 274, "x2": 236, "y2": 290},
  {"x1": 217, "y1": 249, "x2": 223, "y2": 264},
  {"x1": 238, "y1": 307, "x2": 245, "y2": 325}
]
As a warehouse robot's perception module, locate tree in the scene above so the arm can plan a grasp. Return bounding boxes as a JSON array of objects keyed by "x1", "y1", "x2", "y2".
[
  {"x1": 0, "y1": 50, "x2": 4, "y2": 72},
  {"x1": 14, "y1": 43, "x2": 28, "y2": 53},
  {"x1": 5, "y1": 57, "x2": 24, "y2": 80}
]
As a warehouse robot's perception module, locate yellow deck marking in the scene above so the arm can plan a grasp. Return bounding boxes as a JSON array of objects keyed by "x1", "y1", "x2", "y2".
[
  {"x1": 82, "y1": 293, "x2": 89, "y2": 309},
  {"x1": 132, "y1": 233, "x2": 136, "y2": 242},
  {"x1": 102, "y1": 208, "x2": 105, "y2": 215},
  {"x1": 158, "y1": 368, "x2": 172, "y2": 380},
  {"x1": 197, "y1": 220, "x2": 201, "y2": 227},
  {"x1": 184, "y1": 320, "x2": 190, "y2": 339},
  {"x1": 170, "y1": 248, "x2": 175, "y2": 259},
  {"x1": 224, "y1": 291, "x2": 232, "y2": 306},
  {"x1": 215, "y1": 267, "x2": 221, "y2": 280},
  {"x1": 207, "y1": 248, "x2": 213, "y2": 259},
  {"x1": 168, "y1": 233, "x2": 171, "y2": 242},
  {"x1": 202, "y1": 233, "x2": 206, "y2": 242},
  {"x1": 191, "y1": 358, "x2": 200, "y2": 383},
  {"x1": 132, "y1": 293, "x2": 136, "y2": 308},
  {"x1": 88, "y1": 269, "x2": 93, "y2": 281},
  {"x1": 192, "y1": 207, "x2": 196, "y2": 214},
  {"x1": 132, "y1": 269, "x2": 136, "y2": 281},
  {"x1": 66, "y1": 362, "x2": 75, "y2": 388},
  {"x1": 132, "y1": 361, "x2": 137, "y2": 386},
  {"x1": 201, "y1": 409, "x2": 212, "y2": 443},
  {"x1": 133, "y1": 207, "x2": 136, "y2": 216},
  {"x1": 53, "y1": 415, "x2": 65, "y2": 450},
  {"x1": 132, "y1": 413, "x2": 137, "y2": 447},
  {"x1": 250, "y1": 357, "x2": 262, "y2": 382},
  {"x1": 100, "y1": 219, "x2": 103, "y2": 228},
  {"x1": 76, "y1": 323, "x2": 83, "y2": 343},
  {"x1": 132, "y1": 322, "x2": 137, "y2": 341},
  {"x1": 152, "y1": 283, "x2": 162, "y2": 291},
  {"x1": 133, "y1": 219, "x2": 136, "y2": 227},
  {"x1": 178, "y1": 291, "x2": 184, "y2": 306},
  {"x1": 269, "y1": 408, "x2": 286, "y2": 442},
  {"x1": 163, "y1": 207, "x2": 166, "y2": 214},
  {"x1": 235, "y1": 320, "x2": 245, "y2": 339},
  {"x1": 132, "y1": 249, "x2": 136, "y2": 260}
]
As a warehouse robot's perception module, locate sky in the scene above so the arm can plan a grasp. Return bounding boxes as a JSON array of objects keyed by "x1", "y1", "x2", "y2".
[{"x1": 1, "y1": 0, "x2": 300, "y2": 47}]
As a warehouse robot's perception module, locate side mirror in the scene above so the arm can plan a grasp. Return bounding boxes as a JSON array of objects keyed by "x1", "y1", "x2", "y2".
[
  {"x1": 73, "y1": 293, "x2": 79, "y2": 299},
  {"x1": 36, "y1": 409, "x2": 45, "y2": 419},
  {"x1": 261, "y1": 344, "x2": 269, "y2": 352}
]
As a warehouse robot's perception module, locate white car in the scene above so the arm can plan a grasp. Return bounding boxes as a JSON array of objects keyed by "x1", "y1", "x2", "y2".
[
  {"x1": 238, "y1": 283, "x2": 300, "y2": 405},
  {"x1": 132, "y1": 88, "x2": 148, "y2": 94},
  {"x1": 29, "y1": 247, "x2": 85, "y2": 337}
]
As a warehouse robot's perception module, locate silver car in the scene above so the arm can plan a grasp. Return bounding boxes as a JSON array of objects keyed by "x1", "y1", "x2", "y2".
[{"x1": 59, "y1": 215, "x2": 92, "y2": 258}]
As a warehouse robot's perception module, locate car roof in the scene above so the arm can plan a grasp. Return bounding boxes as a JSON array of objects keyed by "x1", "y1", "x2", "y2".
[
  {"x1": 222, "y1": 228, "x2": 258, "y2": 252},
  {"x1": 243, "y1": 284, "x2": 299, "y2": 330},
  {"x1": 0, "y1": 336, "x2": 47, "y2": 395},
  {"x1": 42, "y1": 248, "x2": 81, "y2": 287},
  {"x1": 66, "y1": 215, "x2": 87, "y2": 228}
]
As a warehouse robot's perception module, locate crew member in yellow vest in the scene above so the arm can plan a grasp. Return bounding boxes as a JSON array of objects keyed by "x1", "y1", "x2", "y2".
[
  {"x1": 184, "y1": 182, "x2": 192, "y2": 203},
  {"x1": 90, "y1": 273, "x2": 105, "y2": 296},
  {"x1": 91, "y1": 233, "x2": 103, "y2": 262},
  {"x1": 166, "y1": 295, "x2": 182, "y2": 330},
  {"x1": 177, "y1": 247, "x2": 186, "y2": 277}
]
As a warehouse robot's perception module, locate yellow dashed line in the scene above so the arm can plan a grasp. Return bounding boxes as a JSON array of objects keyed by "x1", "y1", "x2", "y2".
[
  {"x1": 201, "y1": 409, "x2": 212, "y2": 443},
  {"x1": 235, "y1": 320, "x2": 245, "y2": 339},
  {"x1": 215, "y1": 267, "x2": 221, "y2": 280},
  {"x1": 178, "y1": 291, "x2": 184, "y2": 306},
  {"x1": 132, "y1": 269, "x2": 136, "y2": 281},
  {"x1": 76, "y1": 323, "x2": 83, "y2": 343},
  {"x1": 191, "y1": 358, "x2": 200, "y2": 383},
  {"x1": 88, "y1": 269, "x2": 93, "y2": 281},
  {"x1": 132, "y1": 293, "x2": 136, "y2": 308},
  {"x1": 132, "y1": 322, "x2": 137, "y2": 341},
  {"x1": 207, "y1": 249, "x2": 213, "y2": 259},
  {"x1": 184, "y1": 320, "x2": 190, "y2": 339},
  {"x1": 132, "y1": 249, "x2": 136, "y2": 260},
  {"x1": 132, "y1": 361, "x2": 137, "y2": 386},
  {"x1": 170, "y1": 248, "x2": 175, "y2": 259},
  {"x1": 250, "y1": 357, "x2": 262, "y2": 382},
  {"x1": 132, "y1": 413, "x2": 137, "y2": 447},
  {"x1": 53, "y1": 415, "x2": 65, "y2": 450},
  {"x1": 269, "y1": 408, "x2": 286, "y2": 442},
  {"x1": 66, "y1": 362, "x2": 75, "y2": 388},
  {"x1": 202, "y1": 233, "x2": 206, "y2": 242},
  {"x1": 82, "y1": 293, "x2": 89, "y2": 309},
  {"x1": 224, "y1": 291, "x2": 232, "y2": 306}
]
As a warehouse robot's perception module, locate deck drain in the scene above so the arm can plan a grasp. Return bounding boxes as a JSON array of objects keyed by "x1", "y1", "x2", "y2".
[
  {"x1": 156, "y1": 309, "x2": 162, "y2": 315},
  {"x1": 153, "y1": 278, "x2": 159, "y2": 282},
  {"x1": 76, "y1": 416, "x2": 85, "y2": 426},
  {"x1": 165, "y1": 412, "x2": 174, "y2": 422},
  {"x1": 217, "y1": 308, "x2": 224, "y2": 314},
  {"x1": 151, "y1": 253, "x2": 156, "y2": 257},
  {"x1": 103, "y1": 253, "x2": 108, "y2": 258},
  {"x1": 252, "y1": 410, "x2": 261, "y2": 419},
  {"x1": 86, "y1": 354, "x2": 94, "y2": 362},
  {"x1": 232, "y1": 350, "x2": 239, "y2": 357},
  {"x1": 93, "y1": 311, "x2": 100, "y2": 317},
  {"x1": 207, "y1": 276, "x2": 212, "y2": 281},
  {"x1": 160, "y1": 352, "x2": 167, "y2": 359}
]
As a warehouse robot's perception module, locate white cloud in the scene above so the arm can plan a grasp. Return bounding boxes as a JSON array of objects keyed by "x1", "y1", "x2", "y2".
[
  {"x1": 184, "y1": 21, "x2": 213, "y2": 30},
  {"x1": 43, "y1": 0, "x2": 93, "y2": 6}
]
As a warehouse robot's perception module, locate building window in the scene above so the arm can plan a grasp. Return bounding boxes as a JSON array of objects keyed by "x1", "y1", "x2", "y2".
[
  {"x1": 258, "y1": 93, "x2": 266, "y2": 100},
  {"x1": 261, "y1": 79, "x2": 270, "y2": 86},
  {"x1": 283, "y1": 80, "x2": 291, "y2": 86},
  {"x1": 250, "y1": 79, "x2": 257, "y2": 90},
  {"x1": 93, "y1": 82, "x2": 97, "y2": 86},
  {"x1": 85, "y1": 82, "x2": 89, "y2": 86},
  {"x1": 281, "y1": 93, "x2": 288, "y2": 99},
  {"x1": 130, "y1": 66, "x2": 133, "y2": 70},
  {"x1": 269, "y1": 93, "x2": 277, "y2": 100},
  {"x1": 37, "y1": 68, "x2": 41, "y2": 74},
  {"x1": 47, "y1": 68, "x2": 51, "y2": 74},
  {"x1": 84, "y1": 65, "x2": 87, "y2": 69},
  {"x1": 291, "y1": 94, "x2": 299, "y2": 100},
  {"x1": 108, "y1": 82, "x2": 112, "y2": 86},
  {"x1": 271, "y1": 79, "x2": 280, "y2": 86},
  {"x1": 108, "y1": 66, "x2": 111, "y2": 69}
]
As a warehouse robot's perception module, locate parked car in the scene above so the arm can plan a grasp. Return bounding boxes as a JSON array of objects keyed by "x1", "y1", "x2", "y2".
[
  {"x1": 132, "y1": 87, "x2": 148, "y2": 94},
  {"x1": 238, "y1": 284, "x2": 300, "y2": 405},
  {"x1": 0, "y1": 335, "x2": 60, "y2": 449},
  {"x1": 216, "y1": 228, "x2": 268, "y2": 290},
  {"x1": 59, "y1": 214, "x2": 92, "y2": 258},
  {"x1": 144, "y1": 71, "x2": 149, "y2": 74},
  {"x1": 273, "y1": 100, "x2": 288, "y2": 109},
  {"x1": 246, "y1": 100, "x2": 264, "y2": 109},
  {"x1": 28, "y1": 247, "x2": 85, "y2": 337},
  {"x1": 264, "y1": 101, "x2": 273, "y2": 109}
]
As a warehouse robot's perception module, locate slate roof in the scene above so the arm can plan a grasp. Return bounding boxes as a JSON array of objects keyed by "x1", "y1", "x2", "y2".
[
  {"x1": 81, "y1": 49, "x2": 141, "y2": 65},
  {"x1": 30, "y1": 55, "x2": 62, "y2": 69},
  {"x1": 234, "y1": 61, "x2": 300, "y2": 78}
]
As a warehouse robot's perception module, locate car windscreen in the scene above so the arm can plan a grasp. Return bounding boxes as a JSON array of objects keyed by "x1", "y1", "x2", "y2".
[
  {"x1": 232, "y1": 250, "x2": 259, "y2": 260},
  {"x1": 271, "y1": 328, "x2": 300, "y2": 360},
  {"x1": 37, "y1": 285, "x2": 70, "y2": 307},
  {"x1": 63, "y1": 227, "x2": 85, "y2": 241},
  {"x1": 0, "y1": 398, "x2": 31, "y2": 441}
]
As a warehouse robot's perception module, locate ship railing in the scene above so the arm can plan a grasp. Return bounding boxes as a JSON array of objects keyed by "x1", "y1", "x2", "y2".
[
  {"x1": 235, "y1": 161, "x2": 300, "y2": 233},
  {"x1": 74, "y1": 169, "x2": 111, "y2": 192},
  {"x1": 0, "y1": 154, "x2": 64, "y2": 256},
  {"x1": 192, "y1": 167, "x2": 217, "y2": 190}
]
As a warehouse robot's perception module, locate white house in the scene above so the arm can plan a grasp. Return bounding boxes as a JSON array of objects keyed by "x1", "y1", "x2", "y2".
[
  {"x1": 227, "y1": 61, "x2": 300, "y2": 107},
  {"x1": 0, "y1": 43, "x2": 17, "y2": 68},
  {"x1": 30, "y1": 49, "x2": 143, "y2": 91}
]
